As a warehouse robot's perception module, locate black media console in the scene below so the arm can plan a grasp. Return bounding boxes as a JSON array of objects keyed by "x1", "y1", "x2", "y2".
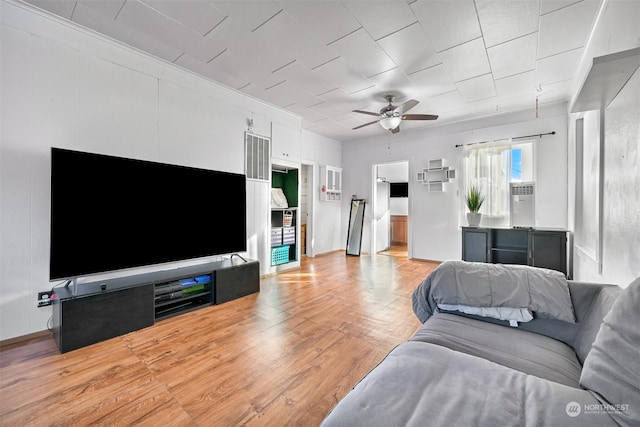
[{"x1": 52, "y1": 258, "x2": 259, "y2": 353}]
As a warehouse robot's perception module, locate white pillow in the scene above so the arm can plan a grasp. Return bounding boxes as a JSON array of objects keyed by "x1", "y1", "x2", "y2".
[{"x1": 437, "y1": 304, "x2": 533, "y2": 327}]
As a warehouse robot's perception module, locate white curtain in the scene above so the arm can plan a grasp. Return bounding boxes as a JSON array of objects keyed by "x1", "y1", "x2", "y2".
[{"x1": 461, "y1": 139, "x2": 512, "y2": 227}]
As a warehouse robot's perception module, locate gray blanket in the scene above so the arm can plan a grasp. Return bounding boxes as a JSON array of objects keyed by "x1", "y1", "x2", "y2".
[{"x1": 412, "y1": 260, "x2": 575, "y2": 324}]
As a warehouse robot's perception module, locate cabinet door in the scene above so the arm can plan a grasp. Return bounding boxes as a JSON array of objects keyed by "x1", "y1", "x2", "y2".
[
  {"x1": 462, "y1": 228, "x2": 490, "y2": 262},
  {"x1": 529, "y1": 231, "x2": 567, "y2": 274},
  {"x1": 271, "y1": 122, "x2": 300, "y2": 162},
  {"x1": 391, "y1": 215, "x2": 407, "y2": 244}
]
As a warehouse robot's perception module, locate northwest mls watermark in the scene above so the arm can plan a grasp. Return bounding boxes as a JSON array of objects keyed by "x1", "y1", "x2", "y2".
[{"x1": 566, "y1": 401, "x2": 631, "y2": 417}]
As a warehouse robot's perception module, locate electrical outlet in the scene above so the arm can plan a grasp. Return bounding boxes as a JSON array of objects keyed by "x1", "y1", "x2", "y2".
[{"x1": 37, "y1": 291, "x2": 54, "y2": 307}]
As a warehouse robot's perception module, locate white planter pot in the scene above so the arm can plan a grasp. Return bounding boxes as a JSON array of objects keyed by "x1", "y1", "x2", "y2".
[{"x1": 467, "y1": 212, "x2": 482, "y2": 227}]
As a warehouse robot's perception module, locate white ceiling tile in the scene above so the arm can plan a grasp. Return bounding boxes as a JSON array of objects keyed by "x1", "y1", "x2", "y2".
[
  {"x1": 539, "y1": 0, "x2": 582, "y2": 15},
  {"x1": 276, "y1": 1, "x2": 361, "y2": 45},
  {"x1": 317, "y1": 88, "x2": 362, "y2": 112},
  {"x1": 263, "y1": 81, "x2": 319, "y2": 108},
  {"x1": 272, "y1": 61, "x2": 335, "y2": 96},
  {"x1": 488, "y1": 32, "x2": 538, "y2": 79},
  {"x1": 312, "y1": 57, "x2": 373, "y2": 95},
  {"x1": 496, "y1": 95, "x2": 537, "y2": 114},
  {"x1": 495, "y1": 70, "x2": 536, "y2": 100},
  {"x1": 116, "y1": 1, "x2": 210, "y2": 55},
  {"x1": 307, "y1": 101, "x2": 352, "y2": 121},
  {"x1": 368, "y1": 67, "x2": 418, "y2": 97},
  {"x1": 456, "y1": 73, "x2": 496, "y2": 102},
  {"x1": 139, "y1": 0, "x2": 227, "y2": 36},
  {"x1": 439, "y1": 38, "x2": 491, "y2": 82},
  {"x1": 376, "y1": 22, "x2": 440, "y2": 75},
  {"x1": 208, "y1": 49, "x2": 280, "y2": 90},
  {"x1": 467, "y1": 96, "x2": 500, "y2": 115},
  {"x1": 204, "y1": 60, "x2": 251, "y2": 90},
  {"x1": 207, "y1": 17, "x2": 296, "y2": 73},
  {"x1": 427, "y1": 90, "x2": 466, "y2": 113},
  {"x1": 253, "y1": 10, "x2": 336, "y2": 69},
  {"x1": 476, "y1": 0, "x2": 539, "y2": 48},
  {"x1": 348, "y1": 84, "x2": 382, "y2": 102},
  {"x1": 408, "y1": 64, "x2": 456, "y2": 97},
  {"x1": 343, "y1": 0, "x2": 417, "y2": 40},
  {"x1": 175, "y1": 52, "x2": 250, "y2": 90},
  {"x1": 329, "y1": 28, "x2": 396, "y2": 78},
  {"x1": 28, "y1": 0, "x2": 76, "y2": 19},
  {"x1": 537, "y1": 0, "x2": 600, "y2": 58},
  {"x1": 77, "y1": 0, "x2": 124, "y2": 19},
  {"x1": 535, "y1": 48, "x2": 583, "y2": 86},
  {"x1": 286, "y1": 103, "x2": 327, "y2": 122},
  {"x1": 17, "y1": 0, "x2": 607, "y2": 141},
  {"x1": 537, "y1": 79, "x2": 573, "y2": 103},
  {"x1": 208, "y1": 0, "x2": 281, "y2": 32},
  {"x1": 411, "y1": 0, "x2": 481, "y2": 52},
  {"x1": 73, "y1": 3, "x2": 184, "y2": 63}
]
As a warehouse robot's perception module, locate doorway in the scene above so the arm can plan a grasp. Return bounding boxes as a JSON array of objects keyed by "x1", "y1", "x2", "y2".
[{"x1": 372, "y1": 161, "x2": 409, "y2": 258}]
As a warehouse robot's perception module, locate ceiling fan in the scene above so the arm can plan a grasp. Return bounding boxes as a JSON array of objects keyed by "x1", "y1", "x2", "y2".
[{"x1": 352, "y1": 95, "x2": 438, "y2": 133}]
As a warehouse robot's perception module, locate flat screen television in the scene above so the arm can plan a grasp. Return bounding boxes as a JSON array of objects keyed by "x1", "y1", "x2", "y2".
[
  {"x1": 389, "y1": 182, "x2": 408, "y2": 198},
  {"x1": 49, "y1": 148, "x2": 247, "y2": 281}
]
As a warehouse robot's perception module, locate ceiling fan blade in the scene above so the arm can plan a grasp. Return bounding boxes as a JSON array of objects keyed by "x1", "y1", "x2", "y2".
[
  {"x1": 352, "y1": 119, "x2": 380, "y2": 130},
  {"x1": 402, "y1": 114, "x2": 439, "y2": 121},
  {"x1": 391, "y1": 125, "x2": 401, "y2": 134},
  {"x1": 395, "y1": 99, "x2": 419, "y2": 114},
  {"x1": 352, "y1": 109, "x2": 380, "y2": 117}
]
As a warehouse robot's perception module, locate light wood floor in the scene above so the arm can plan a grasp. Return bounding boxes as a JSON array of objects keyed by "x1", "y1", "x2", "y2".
[{"x1": 0, "y1": 252, "x2": 439, "y2": 426}]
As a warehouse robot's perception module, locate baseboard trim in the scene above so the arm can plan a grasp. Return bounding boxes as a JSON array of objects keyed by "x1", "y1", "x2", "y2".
[{"x1": 0, "y1": 330, "x2": 51, "y2": 349}]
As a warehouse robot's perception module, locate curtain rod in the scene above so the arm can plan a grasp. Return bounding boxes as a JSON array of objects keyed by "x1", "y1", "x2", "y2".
[{"x1": 454, "y1": 131, "x2": 556, "y2": 148}]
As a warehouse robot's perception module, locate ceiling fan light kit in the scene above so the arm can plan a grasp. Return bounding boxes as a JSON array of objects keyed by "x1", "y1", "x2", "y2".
[
  {"x1": 352, "y1": 94, "x2": 438, "y2": 134},
  {"x1": 379, "y1": 116, "x2": 402, "y2": 130}
]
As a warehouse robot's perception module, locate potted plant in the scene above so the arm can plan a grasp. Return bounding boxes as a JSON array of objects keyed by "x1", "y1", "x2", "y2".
[{"x1": 465, "y1": 185, "x2": 485, "y2": 227}]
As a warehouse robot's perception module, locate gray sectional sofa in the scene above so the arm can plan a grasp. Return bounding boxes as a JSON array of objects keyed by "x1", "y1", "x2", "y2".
[{"x1": 320, "y1": 261, "x2": 640, "y2": 426}]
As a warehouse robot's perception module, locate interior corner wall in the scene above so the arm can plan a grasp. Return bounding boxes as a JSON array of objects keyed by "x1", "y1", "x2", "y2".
[
  {"x1": 568, "y1": 0, "x2": 640, "y2": 287},
  {"x1": 570, "y1": 69, "x2": 640, "y2": 287},
  {"x1": 0, "y1": 1, "x2": 316, "y2": 341}
]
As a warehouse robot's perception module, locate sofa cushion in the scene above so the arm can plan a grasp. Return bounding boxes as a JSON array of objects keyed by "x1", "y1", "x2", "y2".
[
  {"x1": 320, "y1": 342, "x2": 618, "y2": 427},
  {"x1": 412, "y1": 260, "x2": 575, "y2": 324},
  {"x1": 409, "y1": 313, "x2": 583, "y2": 387},
  {"x1": 580, "y1": 276, "x2": 640, "y2": 425}
]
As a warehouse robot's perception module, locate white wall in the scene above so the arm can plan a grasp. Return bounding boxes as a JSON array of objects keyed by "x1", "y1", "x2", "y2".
[
  {"x1": 0, "y1": 1, "x2": 340, "y2": 341},
  {"x1": 568, "y1": 0, "x2": 640, "y2": 287},
  {"x1": 300, "y1": 130, "x2": 342, "y2": 255},
  {"x1": 342, "y1": 103, "x2": 568, "y2": 262}
]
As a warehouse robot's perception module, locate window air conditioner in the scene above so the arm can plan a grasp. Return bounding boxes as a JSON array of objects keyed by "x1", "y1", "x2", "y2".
[{"x1": 510, "y1": 182, "x2": 535, "y2": 227}]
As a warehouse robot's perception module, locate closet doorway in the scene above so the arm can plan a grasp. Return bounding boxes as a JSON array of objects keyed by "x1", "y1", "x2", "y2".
[{"x1": 372, "y1": 161, "x2": 409, "y2": 258}]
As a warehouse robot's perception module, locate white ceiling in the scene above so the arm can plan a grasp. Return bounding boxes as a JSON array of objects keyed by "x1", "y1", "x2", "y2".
[{"x1": 22, "y1": 0, "x2": 602, "y2": 141}]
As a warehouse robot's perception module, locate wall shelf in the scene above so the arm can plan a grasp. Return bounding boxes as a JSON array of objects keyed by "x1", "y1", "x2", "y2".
[
  {"x1": 571, "y1": 47, "x2": 640, "y2": 113},
  {"x1": 417, "y1": 159, "x2": 455, "y2": 192}
]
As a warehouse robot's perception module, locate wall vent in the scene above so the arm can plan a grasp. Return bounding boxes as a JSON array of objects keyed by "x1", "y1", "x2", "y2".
[
  {"x1": 245, "y1": 132, "x2": 270, "y2": 181},
  {"x1": 511, "y1": 183, "x2": 534, "y2": 196}
]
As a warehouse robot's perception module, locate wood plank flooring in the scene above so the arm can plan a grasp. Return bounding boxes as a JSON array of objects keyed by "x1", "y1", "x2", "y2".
[{"x1": 0, "y1": 252, "x2": 439, "y2": 426}]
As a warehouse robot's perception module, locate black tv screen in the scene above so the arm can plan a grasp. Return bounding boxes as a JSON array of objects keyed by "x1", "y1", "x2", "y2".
[
  {"x1": 49, "y1": 148, "x2": 246, "y2": 280},
  {"x1": 389, "y1": 182, "x2": 408, "y2": 198}
]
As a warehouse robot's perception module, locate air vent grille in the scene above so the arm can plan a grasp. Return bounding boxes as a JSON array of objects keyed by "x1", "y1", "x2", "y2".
[
  {"x1": 511, "y1": 183, "x2": 534, "y2": 196},
  {"x1": 245, "y1": 132, "x2": 270, "y2": 181}
]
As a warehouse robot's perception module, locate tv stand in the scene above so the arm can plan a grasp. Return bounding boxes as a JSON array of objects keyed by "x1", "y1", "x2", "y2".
[{"x1": 52, "y1": 258, "x2": 259, "y2": 353}]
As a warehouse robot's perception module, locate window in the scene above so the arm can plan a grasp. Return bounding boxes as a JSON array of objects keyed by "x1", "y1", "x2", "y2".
[{"x1": 462, "y1": 139, "x2": 534, "y2": 226}]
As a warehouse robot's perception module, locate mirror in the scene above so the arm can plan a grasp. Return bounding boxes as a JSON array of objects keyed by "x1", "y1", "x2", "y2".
[{"x1": 346, "y1": 199, "x2": 366, "y2": 256}]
